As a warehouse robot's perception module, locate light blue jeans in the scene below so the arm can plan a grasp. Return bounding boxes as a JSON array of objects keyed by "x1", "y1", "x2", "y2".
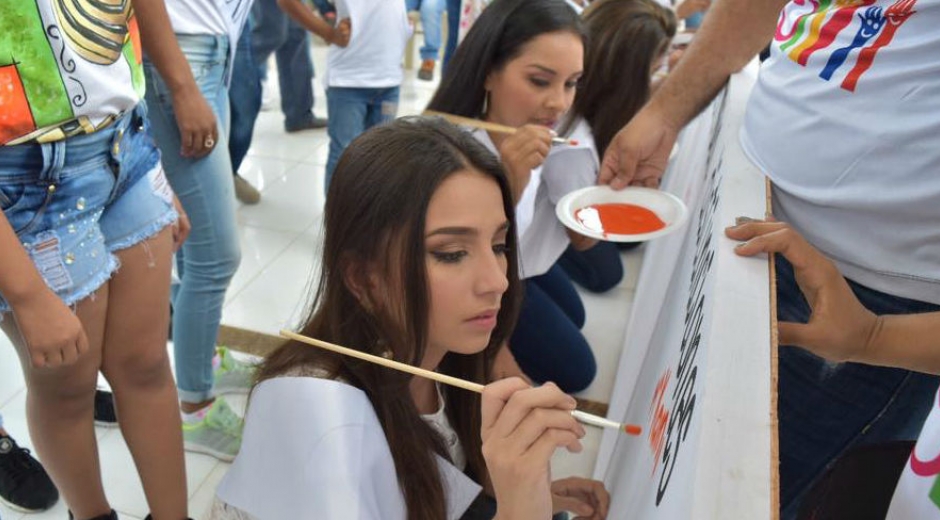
[
  {"x1": 406, "y1": 0, "x2": 444, "y2": 61},
  {"x1": 325, "y1": 86, "x2": 399, "y2": 190},
  {"x1": 144, "y1": 34, "x2": 242, "y2": 403}
]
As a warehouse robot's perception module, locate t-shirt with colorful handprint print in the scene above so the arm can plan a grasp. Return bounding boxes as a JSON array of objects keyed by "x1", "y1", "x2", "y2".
[
  {"x1": 887, "y1": 387, "x2": 940, "y2": 518},
  {"x1": 739, "y1": 0, "x2": 940, "y2": 306},
  {"x1": 0, "y1": 1, "x2": 144, "y2": 146}
]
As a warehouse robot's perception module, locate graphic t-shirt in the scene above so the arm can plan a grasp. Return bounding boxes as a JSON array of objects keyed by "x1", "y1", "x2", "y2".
[
  {"x1": 0, "y1": 1, "x2": 145, "y2": 146},
  {"x1": 887, "y1": 388, "x2": 940, "y2": 519},
  {"x1": 740, "y1": 0, "x2": 940, "y2": 305}
]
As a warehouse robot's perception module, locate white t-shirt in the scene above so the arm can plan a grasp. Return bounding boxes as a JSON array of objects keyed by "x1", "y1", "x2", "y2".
[
  {"x1": 325, "y1": 0, "x2": 410, "y2": 88},
  {"x1": 213, "y1": 376, "x2": 481, "y2": 520},
  {"x1": 164, "y1": 0, "x2": 252, "y2": 81},
  {"x1": 887, "y1": 388, "x2": 940, "y2": 519},
  {"x1": 471, "y1": 124, "x2": 597, "y2": 278},
  {"x1": 740, "y1": 0, "x2": 940, "y2": 305}
]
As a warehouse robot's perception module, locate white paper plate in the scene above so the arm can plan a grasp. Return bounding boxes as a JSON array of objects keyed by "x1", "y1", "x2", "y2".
[{"x1": 555, "y1": 186, "x2": 688, "y2": 242}]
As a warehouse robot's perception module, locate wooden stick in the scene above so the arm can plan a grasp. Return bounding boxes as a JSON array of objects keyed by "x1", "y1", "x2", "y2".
[
  {"x1": 280, "y1": 330, "x2": 641, "y2": 436},
  {"x1": 422, "y1": 110, "x2": 578, "y2": 146}
]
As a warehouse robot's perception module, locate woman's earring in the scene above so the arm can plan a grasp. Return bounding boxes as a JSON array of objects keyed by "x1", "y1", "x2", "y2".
[{"x1": 482, "y1": 90, "x2": 490, "y2": 118}]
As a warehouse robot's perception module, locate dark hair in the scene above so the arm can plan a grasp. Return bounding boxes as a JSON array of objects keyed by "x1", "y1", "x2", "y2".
[
  {"x1": 427, "y1": 0, "x2": 585, "y2": 117},
  {"x1": 565, "y1": 0, "x2": 676, "y2": 157},
  {"x1": 257, "y1": 117, "x2": 523, "y2": 520}
]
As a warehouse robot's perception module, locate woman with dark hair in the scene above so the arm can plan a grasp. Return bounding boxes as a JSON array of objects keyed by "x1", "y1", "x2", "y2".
[
  {"x1": 565, "y1": 0, "x2": 677, "y2": 161},
  {"x1": 427, "y1": 0, "x2": 602, "y2": 392},
  {"x1": 551, "y1": 0, "x2": 677, "y2": 283},
  {"x1": 210, "y1": 117, "x2": 609, "y2": 520}
]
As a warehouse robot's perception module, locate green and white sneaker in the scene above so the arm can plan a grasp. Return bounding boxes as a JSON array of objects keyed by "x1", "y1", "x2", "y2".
[
  {"x1": 213, "y1": 346, "x2": 258, "y2": 395},
  {"x1": 182, "y1": 397, "x2": 242, "y2": 462}
]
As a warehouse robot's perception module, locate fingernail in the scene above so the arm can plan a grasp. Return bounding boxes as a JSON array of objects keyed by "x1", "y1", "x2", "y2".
[
  {"x1": 735, "y1": 240, "x2": 750, "y2": 250},
  {"x1": 734, "y1": 216, "x2": 758, "y2": 226}
]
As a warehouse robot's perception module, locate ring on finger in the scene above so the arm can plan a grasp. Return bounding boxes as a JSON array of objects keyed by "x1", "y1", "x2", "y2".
[{"x1": 204, "y1": 137, "x2": 216, "y2": 148}]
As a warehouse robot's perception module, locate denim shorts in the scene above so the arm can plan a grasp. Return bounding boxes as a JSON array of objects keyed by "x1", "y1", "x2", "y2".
[{"x1": 0, "y1": 103, "x2": 178, "y2": 313}]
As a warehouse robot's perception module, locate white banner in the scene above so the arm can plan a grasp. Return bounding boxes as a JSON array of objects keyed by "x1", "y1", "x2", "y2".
[{"x1": 595, "y1": 63, "x2": 775, "y2": 519}]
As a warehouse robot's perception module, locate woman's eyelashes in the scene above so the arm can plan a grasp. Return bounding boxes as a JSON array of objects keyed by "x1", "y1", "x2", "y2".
[
  {"x1": 527, "y1": 76, "x2": 580, "y2": 90},
  {"x1": 429, "y1": 243, "x2": 510, "y2": 264},
  {"x1": 430, "y1": 250, "x2": 468, "y2": 264}
]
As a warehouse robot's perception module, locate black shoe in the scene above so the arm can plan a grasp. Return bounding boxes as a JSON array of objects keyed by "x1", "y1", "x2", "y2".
[
  {"x1": 69, "y1": 509, "x2": 118, "y2": 520},
  {"x1": 285, "y1": 116, "x2": 328, "y2": 133},
  {"x1": 94, "y1": 390, "x2": 118, "y2": 428},
  {"x1": 0, "y1": 433, "x2": 58, "y2": 512},
  {"x1": 144, "y1": 515, "x2": 194, "y2": 520}
]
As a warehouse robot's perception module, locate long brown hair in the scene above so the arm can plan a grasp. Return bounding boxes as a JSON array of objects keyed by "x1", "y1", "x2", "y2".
[
  {"x1": 566, "y1": 0, "x2": 677, "y2": 157},
  {"x1": 257, "y1": 117, "x2": 523, "y2": 520}
]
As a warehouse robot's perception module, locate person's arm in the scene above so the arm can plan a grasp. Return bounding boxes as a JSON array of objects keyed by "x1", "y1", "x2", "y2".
[
  {"x1": 598, "y1": 0, "x2": 789, "y2": 189},
  {"x1": 277, "y1": 0, "x2": 351, "y2": 47},
  {"x1": 0, "y1": 214, "x2": 88, "y2": 368},
  {"x1": 727, "y1": 220, "x2": 940, "y2": 375},
  {"x1": 133, "y1": 0, "x2": 218, "y2": 159}
]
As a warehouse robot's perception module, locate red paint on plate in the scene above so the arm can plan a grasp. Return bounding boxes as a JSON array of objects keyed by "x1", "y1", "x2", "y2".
[{"x1": 575, "y1": 203, "x2": 666, "y2": 235}]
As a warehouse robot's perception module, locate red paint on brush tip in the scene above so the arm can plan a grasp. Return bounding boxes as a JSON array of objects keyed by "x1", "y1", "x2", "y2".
[
  {"x1": 623, "y1": 424, "x2": 642, "y2": 436},
  {"x1": 569, "y1": 139, "x2": 579, "y2": 146}
]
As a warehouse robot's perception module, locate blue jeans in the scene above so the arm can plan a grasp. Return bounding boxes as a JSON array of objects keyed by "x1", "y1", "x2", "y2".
[
  {"x1": 407, "y1": 0, "x2": 445, "y2": 61},
  {"x1": 444, "y1": 0, "x2": 460, "y2": 69},
  {"x1": 776, "y1": 255, "x2": 940, "y2": 519},
  {"x1": 510, "y1": 264, "x2": 596, "y2": 393},
  {"x1": 229, "y1": 18, "x2": 262, "y2": 174},
  {"x1": 251, "y1": 0, "x2": 318, "y2": 130},
  {"x1": 557, "y1": 242, "x2": 624, "y2": 293},
  {"x1": 144, "y1": 35, "x2": 242, "y2": 403},
  {"x1": 0, "y1": 104, "x2": 176, "y2": 312},
  {"x1": 325, "y1": 86, "x2": 399, "y2": 190}
]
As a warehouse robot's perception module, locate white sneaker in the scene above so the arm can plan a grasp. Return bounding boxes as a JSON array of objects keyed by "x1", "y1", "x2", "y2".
[
  {"x1": 213, "y1": 347, "x2": 258, "y2": 395},
  {"x1": 182, "y1": 397, "x2": 242, "y2": 462}
]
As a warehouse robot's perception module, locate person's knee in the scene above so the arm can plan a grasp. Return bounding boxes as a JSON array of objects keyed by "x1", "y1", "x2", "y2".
[
  {"x1": 106, "y1": 348, "x2": 173, "y2": 392},
  {"x1": 555, "y1": 354, "x2": 597, "y2": 393},
  {"x1": 27, "y1": 369, "x2": 98, "y2": 419}
]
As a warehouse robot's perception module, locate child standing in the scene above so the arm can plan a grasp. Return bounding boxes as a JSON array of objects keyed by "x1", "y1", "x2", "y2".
[
  {"x1": 0, "y1": 1, "x2": 206, "y2": 518},
  {"x1": 279, "y1": 0, "x2": 410, "y2": 190}
]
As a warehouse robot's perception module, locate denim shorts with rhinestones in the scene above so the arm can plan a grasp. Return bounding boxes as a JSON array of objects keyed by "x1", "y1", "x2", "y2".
[{"x1": 0, "y1": 103, "x2": 178, "y2": 313}]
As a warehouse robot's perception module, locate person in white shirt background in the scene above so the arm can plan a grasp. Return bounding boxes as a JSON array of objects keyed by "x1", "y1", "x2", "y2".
[{"x1": 599, "y1": 0, "x2": 940, "y2": 517}]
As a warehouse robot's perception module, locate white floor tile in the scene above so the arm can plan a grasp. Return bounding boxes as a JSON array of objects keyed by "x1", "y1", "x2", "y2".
[
  {"x1": 223, "y1": 223, "x2": 324, "y2": 335},
  {"x1": 234, "y1": 155, "x2": 302, "y2": 196},
  {"x1": 235, "y1": 166, "x2": 326, "y2": 234},
  {"x1": 187, "y1": 462, "x2": 230, "y2": 520},
  {"x1": 226, "y1": 226, "x2": 298, "y2": 304}
]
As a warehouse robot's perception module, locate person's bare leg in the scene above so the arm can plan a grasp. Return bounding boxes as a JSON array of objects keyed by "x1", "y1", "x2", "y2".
[
  {"x1": 100, "y1": 227, "x2": 187, "y2": 520},
  {"x1": 1, "y1": 288, "x2": 111, "y2": 519}
]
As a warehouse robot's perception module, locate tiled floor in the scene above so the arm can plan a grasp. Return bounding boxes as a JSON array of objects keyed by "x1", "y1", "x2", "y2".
[{"x1": 0, "y1": 40, "x2": 640, "y2": 519}]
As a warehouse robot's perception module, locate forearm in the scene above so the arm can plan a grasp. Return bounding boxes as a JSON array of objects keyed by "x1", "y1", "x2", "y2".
[
  {"x1": 861, "y1": 312, "x2": 940, "y2": 375},
  {"x1": 133, "y1": 0, "x2": 200, "y2": 95},
  {"x1": 0, "y1": 215, "x2": 47, "y2": 306},
  {"x1": 649, "y1": 0, "x2": 788, "y2": 129},
  {"x1": 277, "y1": 0, "x2": 337, "y2": 42}
]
